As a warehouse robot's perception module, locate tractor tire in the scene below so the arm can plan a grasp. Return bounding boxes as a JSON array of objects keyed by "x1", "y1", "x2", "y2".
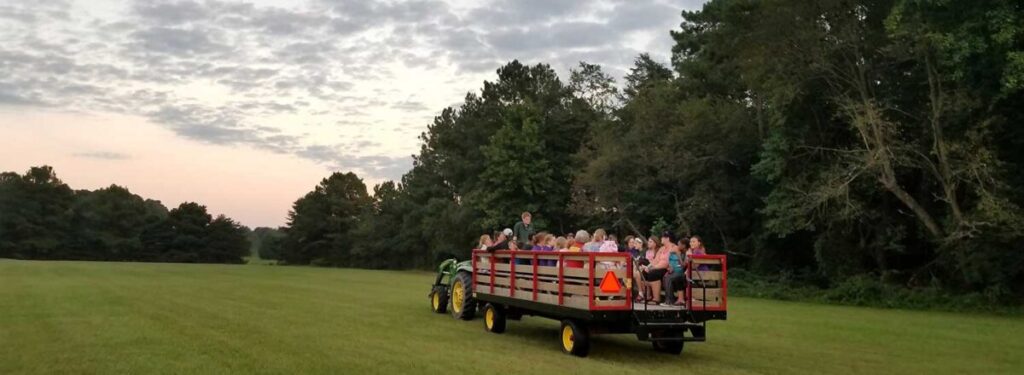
[
  {"x1": 450, "y1": 271, "x2": 476, "y2": 320},
  {"x1": 430, "y1": 287, "x2": 448, "y2": 314},
  {"x1": 483, "y1": 303, "x2": 507, "y2": 333},
  {"x1": 560, "y1": 320, "x2": 590, "y2": 357}
]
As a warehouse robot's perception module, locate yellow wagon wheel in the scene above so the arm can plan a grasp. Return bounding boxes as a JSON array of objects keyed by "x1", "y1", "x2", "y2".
[
  {"x1": 483, "y1": 303, "x2": 506, "y2": 333},
  {"x1": 560, "y1": 320, "x2": 590, "y2": 357}
]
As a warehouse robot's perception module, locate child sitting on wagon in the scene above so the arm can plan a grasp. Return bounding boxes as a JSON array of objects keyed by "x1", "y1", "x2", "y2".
[
  {"x1": 555, "y1": 236, "x2": 568, "y2": 251},
  {"x1": 633, "y1": 237, "x2": 659, "y2": 302},
  {"x1": 532, "y1": 232, "x2": 557, "y2": 267},
  {"x1": 478, "y1": 234, "x2": 493, "y2": 251},
  {"x1": 664, "y1": 239, "x2": 688, "y2": 305},
  {"x1": 636, "y1": 232, "x2": 674, "y2": 304},
  {"x1": 687, "y1": 235, "x2": 710, "y2": 272}
]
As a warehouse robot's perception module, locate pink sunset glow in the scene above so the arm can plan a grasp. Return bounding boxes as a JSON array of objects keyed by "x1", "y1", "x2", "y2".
[{"x1": 1, "y1": 109, "x2": 330, "y2": 228}]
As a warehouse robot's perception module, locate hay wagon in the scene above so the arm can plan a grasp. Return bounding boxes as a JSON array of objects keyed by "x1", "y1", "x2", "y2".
[{"x1": 431, "y1": 250, "x2": 727, "y2": 357}]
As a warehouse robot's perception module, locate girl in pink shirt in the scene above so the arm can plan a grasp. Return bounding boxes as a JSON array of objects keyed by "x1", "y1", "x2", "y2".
[{"x1": 637, "y1": 232, "x2": 676, "y2": 304}]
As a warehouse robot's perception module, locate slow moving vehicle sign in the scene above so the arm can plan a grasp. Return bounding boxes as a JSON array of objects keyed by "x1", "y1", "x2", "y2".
[{"x1": 599, "y1": 271, "x2": 621, "y2": 293}]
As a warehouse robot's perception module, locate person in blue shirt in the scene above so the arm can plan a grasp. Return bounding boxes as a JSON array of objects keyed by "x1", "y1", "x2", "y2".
[{"x1": 663, "y1": 239, "x2": 689, "y2": 306}]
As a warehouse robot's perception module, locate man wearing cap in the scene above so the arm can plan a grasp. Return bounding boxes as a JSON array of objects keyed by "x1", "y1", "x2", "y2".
[
  {"x1": 489, "y1": 228, "x2": 514, "y2": 251},
  {"x1": 512, "y1": 212, "x2": 535, "y2": 250}
]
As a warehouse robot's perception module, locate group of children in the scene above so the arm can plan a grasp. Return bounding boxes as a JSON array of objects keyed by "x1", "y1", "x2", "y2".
[
  {"x1": 476, "y1": 212, "x2": 709, "y2": 307},
  {"x1": 628, "y1": 232, "x2": 707, "y2": 306}
]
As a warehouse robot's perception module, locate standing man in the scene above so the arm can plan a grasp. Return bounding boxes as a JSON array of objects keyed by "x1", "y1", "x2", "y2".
[{"x1": 512, "y1": 211, "x2": 536, "y2": 250}]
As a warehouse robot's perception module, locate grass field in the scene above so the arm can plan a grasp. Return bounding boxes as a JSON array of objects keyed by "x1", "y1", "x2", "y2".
[{"x1": 1, "y1": 260, "x2": 1022, "y2": 374}]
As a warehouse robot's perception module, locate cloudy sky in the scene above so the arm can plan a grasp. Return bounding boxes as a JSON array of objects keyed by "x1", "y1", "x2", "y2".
[{"x1": 0, "y1": 0, "x2": 704, "y2": 227}]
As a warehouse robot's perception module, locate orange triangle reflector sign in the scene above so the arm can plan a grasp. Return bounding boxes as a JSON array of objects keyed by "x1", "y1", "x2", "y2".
[{"x1": 599, "y1": 271, "x2": 621, "y2": 293}]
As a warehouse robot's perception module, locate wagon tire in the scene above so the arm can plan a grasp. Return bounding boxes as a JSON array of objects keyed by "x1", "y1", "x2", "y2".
[
  {"x1": 652, "y1": 337, "x2": 684, "y2": 355},
  {"x1": 483, "y1": 303, "x2": 506, "y2": 333},
  {"x1": 690, "y1": 325, "x2": 706, "y2": 339},
  {"x1": 560, "y1": 320, "x2": 590, "y2": 357}
]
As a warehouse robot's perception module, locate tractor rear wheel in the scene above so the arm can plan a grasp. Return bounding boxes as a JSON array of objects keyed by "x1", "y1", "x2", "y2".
[
  {"x1": 430, "y1": 287, "x2": 448, "y2": 314},
  {"x1": 560, "y1": 320, "x2": 590, "y2": 357},
  {"x1": 483, "y1": 303, "x2": 506, "y2": 333},
  {"x1": 450, "y1": 271, "x2": 476, "y2": 320}
]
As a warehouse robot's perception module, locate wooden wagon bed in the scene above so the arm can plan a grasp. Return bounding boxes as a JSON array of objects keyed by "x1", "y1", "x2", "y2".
[{"x1": 471, "y1": 250, "x2": 727, "y2": 313}]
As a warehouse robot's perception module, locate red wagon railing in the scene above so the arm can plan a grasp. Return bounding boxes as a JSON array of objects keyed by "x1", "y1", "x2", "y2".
[
  {"x1": 686, "y1": 254, "x2": 727, "y2": 312},
  {"x1": 471, "y1": 250, "x2": 634, "y2": 311}
]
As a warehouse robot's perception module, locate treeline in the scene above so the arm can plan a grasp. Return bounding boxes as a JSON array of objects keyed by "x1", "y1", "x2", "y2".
[
  {"x1": 0, "y1": 166, "x2": 250, "y2": 263},
  {"x1": 274, "y1": 0, "x2": 1024, "y2": 300},
  {"x1": 250, "y1": 227, "x2": 285, "y2": 261}
]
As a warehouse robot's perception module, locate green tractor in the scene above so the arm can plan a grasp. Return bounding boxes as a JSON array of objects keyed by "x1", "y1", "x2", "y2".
[{"x1": 429, "y1": 258, "x2": 477, "y2": 320}]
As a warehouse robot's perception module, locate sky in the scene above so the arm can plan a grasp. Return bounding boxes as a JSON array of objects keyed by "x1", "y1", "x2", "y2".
[{"x1": 0, "y1": 0, "x2": 705, "y2": 228}]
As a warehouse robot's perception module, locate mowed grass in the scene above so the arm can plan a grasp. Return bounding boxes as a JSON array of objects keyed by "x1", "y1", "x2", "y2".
[{"x1": 1, "y1": 260, "x2": 1021, "y2": 375}]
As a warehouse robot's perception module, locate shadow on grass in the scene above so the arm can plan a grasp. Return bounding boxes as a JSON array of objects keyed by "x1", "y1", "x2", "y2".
[{"x1": 495, "y1": 318, "x2": 716, "y2": 365}]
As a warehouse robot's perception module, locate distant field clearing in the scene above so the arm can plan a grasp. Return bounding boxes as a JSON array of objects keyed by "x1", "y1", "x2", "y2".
[{"x1": 0, "y1": 260, "x2": 1021, "y2": 374}]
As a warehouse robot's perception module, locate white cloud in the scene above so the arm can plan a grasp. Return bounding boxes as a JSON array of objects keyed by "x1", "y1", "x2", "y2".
[{"x1": 0, "y1": 0, "x2": 705, "y2": 181}]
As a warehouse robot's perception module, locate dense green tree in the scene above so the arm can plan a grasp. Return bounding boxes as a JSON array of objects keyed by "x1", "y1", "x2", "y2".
[
  {"x1": 398, "y1": 160, "x2": 478, "y2": 263},
  {"x1": 252, "y1": 227, "x2": 286, "y2": 260},
  {"x1": 349, "y1": 181, "x2": 419, "y2": 268},
  {"x1": 0, "y1": 166, "x2": 75, "y2": 259},
  {"x1": 667, "y1": 0, "x2": 1024, "y2": 292},
  {"x1": 575, "y1": 50, "x2": 762, "y2": 257},
  {"x1": 570, "y1": 61, "x2": 619, "y2": 115},
  {"x1": 280, "y1": 172, "x2": 371, "y2": 266},
  {"x1": 473, "y1": 108, "x2": 558, "y2": 229},
  {"x1": 0, "y1": 166, "x2": 247, "y2": 264},
  {"x1": 572, "y1": 56, "x2": 679, "y2": 236},
  {"x1": 622, "y1": 54, "x2": 674, "y2": 100},
  {"x1": 139, "y1": 218, "x2": 176, "y2": 261},
  {"x1": 317, "y1": 61, "x2": 602, "y2": 268},
  {"x1": 885, "y1": 0, "x2": 1024, "y2": 289},
  {"x1": 204, "y1": 215, "x2": 249, "y2": 263},
  {"x1": 67, "y1": 185, "x2": 166, "y2": 260},
  {"x1": 139, "y1": 203, "x2": 249, "y2": 263},
  {"x1": 161, "y1": 202, "x2": 213, "y2": 262}
]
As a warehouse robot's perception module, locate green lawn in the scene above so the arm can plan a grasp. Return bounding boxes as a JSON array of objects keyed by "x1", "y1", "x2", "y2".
[{"x1": 1, "y1": 260, "x2": 1021, "y2": 374}]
